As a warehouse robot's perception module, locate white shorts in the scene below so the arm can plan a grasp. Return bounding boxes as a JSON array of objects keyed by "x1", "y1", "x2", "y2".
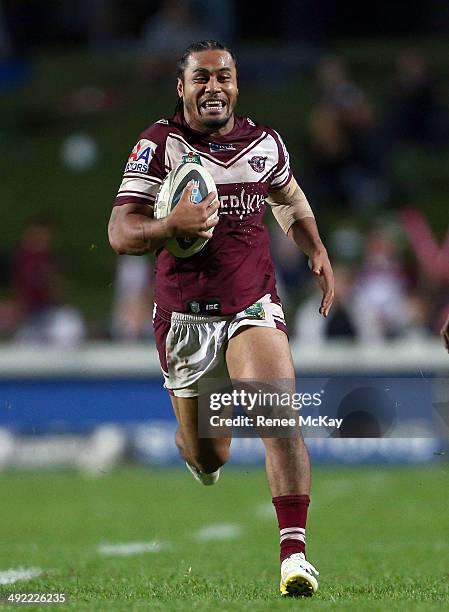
[{"x1": 154, "y1": 294, "x2": 287, "y2": 398}]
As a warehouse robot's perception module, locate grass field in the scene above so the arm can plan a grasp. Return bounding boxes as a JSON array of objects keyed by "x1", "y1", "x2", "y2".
[{"x1": 0, "y1": 465, "x2": 447, "y2": 610}]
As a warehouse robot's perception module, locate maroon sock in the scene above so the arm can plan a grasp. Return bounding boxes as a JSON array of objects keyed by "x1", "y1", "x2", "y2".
[{"x1": 272, "y1": 494, "x2": 310, "y2": 562}]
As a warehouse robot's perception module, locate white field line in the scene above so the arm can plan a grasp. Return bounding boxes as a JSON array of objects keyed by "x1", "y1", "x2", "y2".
[
  {"x1": 97, "y1": 541, "x2": 166, "y2": 556},
  {"x1": 192, "y1": 523, "x2": 242, "y2": 541},
  {"x1": 0, "y1": 567, "x2": 42, "y2": 585},
  {"x1": 316, "y1": 479, "x2": 356, "y2": 500},
  {"x1": 253, "y1": 475, "x2": 394, "y2": 516},
  {"x1": 317, "y1": 472, "x2": 393, "y2": 500}
]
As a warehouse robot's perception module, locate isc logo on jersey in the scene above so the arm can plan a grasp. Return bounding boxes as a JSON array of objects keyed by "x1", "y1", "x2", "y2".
[{"x1": 125, "y1": 139, "x2": 157, "y2": 173}]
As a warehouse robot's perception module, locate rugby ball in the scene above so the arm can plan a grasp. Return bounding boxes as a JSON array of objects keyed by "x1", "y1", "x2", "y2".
[{"x1": 154, "y1": 162, "x2": 218, "y2": 258}]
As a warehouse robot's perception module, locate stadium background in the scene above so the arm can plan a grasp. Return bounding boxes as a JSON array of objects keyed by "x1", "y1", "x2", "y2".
[{"x1": 0, "y1": 1, "x2": 448, "y2": 608}]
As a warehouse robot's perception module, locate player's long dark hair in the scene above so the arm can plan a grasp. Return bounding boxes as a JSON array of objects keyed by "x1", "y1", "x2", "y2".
[{"x1": 174, "y1": 40, "x2": 237, "y2": 114}]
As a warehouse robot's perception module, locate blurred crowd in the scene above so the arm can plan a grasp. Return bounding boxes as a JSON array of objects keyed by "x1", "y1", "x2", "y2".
[
  {"x1": 301, "y1": 52, "x2": 448, "y2": 213},
  {"x1": 0, "y1": 218, "x2": 87, "y2": 345},
  {"x1": 271, "y1": 51, "x2": 449, "y2": 344},
  {"x1": 2, "y1": 202, "x2": 447, "y2": 347},
  {"x1": 0, "y1": 1, "x2": 448, "y2": 346},
  {"x1": 272, "y1": 219, "x2": 448, "y2": 345}
]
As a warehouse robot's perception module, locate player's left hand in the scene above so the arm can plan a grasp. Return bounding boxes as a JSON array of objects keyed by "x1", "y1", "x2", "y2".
[
  {"x1": 308, "y1": 249, "x2": 334, "y2": 317},
  {"x1": 441, "y1": 313, "x2": 449, "y2": 353}
]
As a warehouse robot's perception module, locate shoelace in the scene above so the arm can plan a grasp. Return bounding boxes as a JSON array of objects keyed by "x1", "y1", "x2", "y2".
[{"x1": 284, "y1": 554, "x2": 319, "y2": 576}]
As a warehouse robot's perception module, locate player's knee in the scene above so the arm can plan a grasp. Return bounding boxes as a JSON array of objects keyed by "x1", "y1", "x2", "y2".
[
  {"x1": 194, "y1": 451, "x2": 228, "y2": 473},
  {"x1": 263, "y1": 436, "x2": 307, "y2": 455},
  {"x1": 175, "y1": 429, "x2": 230, "y2": 472},
  {"x1": 175, "y1": 429, "x2": 185, "y2": 454},
  {"x1": 188, "y1": 444, "x2": 230, "y2": 473}
]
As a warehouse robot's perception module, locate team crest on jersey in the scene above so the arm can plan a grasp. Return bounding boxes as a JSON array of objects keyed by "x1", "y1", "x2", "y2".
[
  {"x1": 209, "y1": 142, "x2": 236, "y2": 153},
  {"x1": 248, "y1": 155, "x2": 268, "y2": 173},
  {"x1": 125, "y1": 139, "x2": 157, "y2": 173},
  {"x1": 189, "y1": 301, "x2": 201, "y2": 314},
  {"x1": 182, "y1": 151, "x2": 202, "y2": 165}
]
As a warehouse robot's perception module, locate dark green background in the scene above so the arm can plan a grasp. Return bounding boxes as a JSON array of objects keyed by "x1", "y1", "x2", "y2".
[{"x1": 2, "y1": 38, "x2": 448, "y2": 324}]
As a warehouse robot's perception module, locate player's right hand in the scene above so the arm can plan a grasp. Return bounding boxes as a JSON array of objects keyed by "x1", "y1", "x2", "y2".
[
  {"x1": 166, "y1": 182, "x2": 219, "y2": 239},
  {"x1": 308, "y1": 249, "x2": 334, "y2": 318}
]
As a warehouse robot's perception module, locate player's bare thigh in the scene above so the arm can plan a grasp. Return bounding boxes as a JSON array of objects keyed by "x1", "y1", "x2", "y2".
[
  {"x1": 226, "y1": 326, "x2": 295, "y2": 380},
  {"x1": 226, "y1": 325, "x2": 309, "y2": 496},
  {"x1": 226, "y1": 326, "x2": 299, "y2": 444},
  {"x1": 171, "y1": 395, "x2": 231, "y2": 472}
]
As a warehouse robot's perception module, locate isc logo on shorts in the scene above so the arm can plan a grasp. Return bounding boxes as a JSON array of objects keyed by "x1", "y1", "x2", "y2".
[
  {"x1": 187, "y1": 300, "x2": 221, "y2": 314},
  {"x1": 205, "y1": 303, "x2": 219, "y2": 311}
]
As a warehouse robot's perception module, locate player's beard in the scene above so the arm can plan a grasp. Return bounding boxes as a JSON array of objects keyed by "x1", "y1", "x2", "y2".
[{"x1": 201, "y1": 112, "x2": 232, "y2": 130}]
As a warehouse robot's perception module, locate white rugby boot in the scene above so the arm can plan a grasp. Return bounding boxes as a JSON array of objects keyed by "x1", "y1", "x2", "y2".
[
  {"x1": 185, "y1": 462, "x2": 220, "y2": 486},
  {"x1": 280, "y1": 552, "x2": 319, "y2": 597}
]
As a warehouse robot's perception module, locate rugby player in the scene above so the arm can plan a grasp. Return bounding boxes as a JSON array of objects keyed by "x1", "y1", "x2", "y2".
[{"x1": 109, "y1": 40, "x2": 334, "y2": 597}]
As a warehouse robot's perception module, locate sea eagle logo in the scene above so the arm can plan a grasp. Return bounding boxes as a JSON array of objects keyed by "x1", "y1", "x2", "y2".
[
  {"x1": 248, "y1": 156, "x2": 267, "y2": 173},
  {"x1": 189, "y1": 301, "x2": 201, "y2": 314}
]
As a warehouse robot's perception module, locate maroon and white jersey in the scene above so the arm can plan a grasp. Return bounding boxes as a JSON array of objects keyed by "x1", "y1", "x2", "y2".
[{"x1": 114, "y1": 112, "x2": 292, "y2": 315}]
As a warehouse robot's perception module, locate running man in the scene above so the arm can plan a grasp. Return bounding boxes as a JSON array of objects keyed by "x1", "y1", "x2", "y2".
[{"x1": 109, "y1": 40, "x2": 334, "y2": 597}]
